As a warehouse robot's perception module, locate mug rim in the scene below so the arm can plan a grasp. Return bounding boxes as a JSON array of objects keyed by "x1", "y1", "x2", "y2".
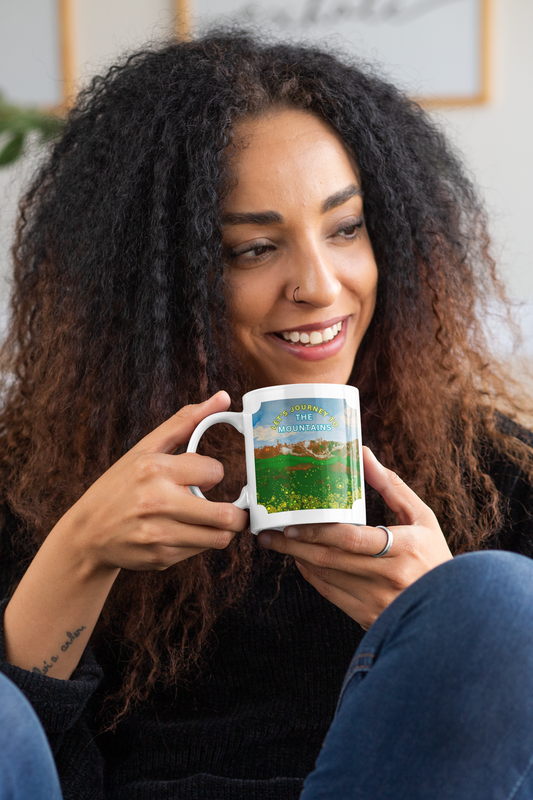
[{"x1": 243, "y1": 382, "x2": 358, "y2": 401}]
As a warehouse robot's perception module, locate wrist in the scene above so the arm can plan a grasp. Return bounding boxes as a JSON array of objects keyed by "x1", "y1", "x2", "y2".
[{"x1": 46, "y1": 511, "x2": 120, "y2": 585}]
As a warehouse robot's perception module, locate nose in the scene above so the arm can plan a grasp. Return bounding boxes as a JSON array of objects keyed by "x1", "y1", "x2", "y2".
[{"x1": 285, "y1": 240, "x2": 342, "y2": 307}]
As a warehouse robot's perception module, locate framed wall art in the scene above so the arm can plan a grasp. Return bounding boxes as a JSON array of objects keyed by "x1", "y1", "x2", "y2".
[
  {"x1": 0, "y1": 0, "x2": 75, "y2": 109},
  {"x1": 180, "y1": 0, "x2": 491, "y2": 105}
]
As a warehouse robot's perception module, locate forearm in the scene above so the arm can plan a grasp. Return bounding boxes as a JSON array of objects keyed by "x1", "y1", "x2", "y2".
[
  {"x1": 3, "y1": 524, "x2": 119, "y2": 680},
  {"x1": 3, "y1": 396, "x2": 247, "y2": 679}
]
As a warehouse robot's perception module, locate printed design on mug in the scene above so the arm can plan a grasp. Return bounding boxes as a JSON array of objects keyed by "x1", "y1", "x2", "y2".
[{"x1": 252, "y1": 397, "x2": 361, "y2": 514}]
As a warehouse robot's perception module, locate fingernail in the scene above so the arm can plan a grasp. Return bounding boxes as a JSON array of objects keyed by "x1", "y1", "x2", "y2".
[
  {"x1": 285, "y1": 526, "x2": 299, "y2": 539},
  {"x1": 204, "y1": 390, "x2": 228, "y2": 404},
  {"x1": 364, "y1": 447, "x2": 387, "y2": 472},
  {"x1": 258, "y1": 532, "x2": 271, "y2": 547}
]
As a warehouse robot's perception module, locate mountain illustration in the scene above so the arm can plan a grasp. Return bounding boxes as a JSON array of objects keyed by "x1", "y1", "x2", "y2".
[
  {"x1": 254, "y1": 438, "x2": 356, "y2": 461},
  {"x1": 253, "y1": 437, "x2": 361, "y2": 514}
]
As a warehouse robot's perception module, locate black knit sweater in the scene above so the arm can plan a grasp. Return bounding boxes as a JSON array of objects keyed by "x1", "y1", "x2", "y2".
[{"x1": 1, "y1": 416, "x2": 532, "y2": 800}]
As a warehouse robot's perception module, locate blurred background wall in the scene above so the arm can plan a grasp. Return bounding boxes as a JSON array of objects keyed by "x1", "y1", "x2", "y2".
[{"x1": 0, "y1": 0, "x2": 532, "y2": 361}]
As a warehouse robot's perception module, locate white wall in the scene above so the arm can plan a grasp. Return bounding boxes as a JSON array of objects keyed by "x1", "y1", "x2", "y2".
[
  {"x1": 436, "y1": 0, "x2": 533, "y2": 328},
  {"x1": 0, "y1": 0, "x2": 61, "y2": 106},
  {"x1": 1, "y1": 0, "x2": 532, "y2": 348},
  {"x1": 73, "y1": 0, "x2": 175, "y2": 82}
]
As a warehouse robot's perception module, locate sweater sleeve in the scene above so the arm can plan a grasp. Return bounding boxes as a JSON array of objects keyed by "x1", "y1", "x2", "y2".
[
  {"x1": 0, "y1": 598, "x2": 106, "y2": 799},
  {"x1": 0, "y1": 598, "x2": 103, "y2": 734},
  {"x1": 488, "y1": 414, "x2": 533, "y2": 555},
  {"x1": 0, "y1": 516, "x2": 106, "y2": 799}
]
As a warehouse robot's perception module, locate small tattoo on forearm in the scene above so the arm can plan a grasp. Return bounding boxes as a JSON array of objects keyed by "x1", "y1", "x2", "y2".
[
  {"x1": 32, "y1": 659, "x2": 56, "y2": 675},
  {"x1": 31, "y1": 626, "x2": 87, "y2": 675},
  {"x1": 60, "y1": 626, "x2": 87, "y2": 652}
]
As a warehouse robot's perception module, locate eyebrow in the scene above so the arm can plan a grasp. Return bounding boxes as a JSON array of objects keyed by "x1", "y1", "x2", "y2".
[
  {"x1": 322, "y1": 184, "x2": 362, "y2": 213},
  {"x1": 220, "y1": 184, "x2": 362, "y2": 226},
  {"x1": 221, "y1": 210, "x2": 283, "y2": 226}
]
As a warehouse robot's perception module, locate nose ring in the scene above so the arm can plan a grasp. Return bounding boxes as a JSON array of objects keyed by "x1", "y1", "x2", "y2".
[{"x1": 293, "y1": 286, "x2": 304, "y2": 304}]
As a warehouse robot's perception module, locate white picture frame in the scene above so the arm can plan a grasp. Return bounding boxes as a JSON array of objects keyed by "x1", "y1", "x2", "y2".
[
  {"x1": 0, "y1": 0, "x2": 75, "y2": 109},
  {"x1": 184, "y1": 0, "x2": 491, "y2": 105}
]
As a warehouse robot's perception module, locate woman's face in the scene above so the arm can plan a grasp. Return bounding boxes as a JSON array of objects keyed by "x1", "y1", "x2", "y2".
[{"x1": 222, "y1": 108, "x2": 378, "y2": 388}]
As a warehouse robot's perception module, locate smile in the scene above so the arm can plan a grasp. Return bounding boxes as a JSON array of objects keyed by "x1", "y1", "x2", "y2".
[
  {"x1": 276, "y1": 321, "x2": 343, "y2": 347},
  {"x1": 267, "y1": 316, "x2": 350, "y2": 362}
]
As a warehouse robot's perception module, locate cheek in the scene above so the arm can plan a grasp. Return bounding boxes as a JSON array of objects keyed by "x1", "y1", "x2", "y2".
[
  {"x1": 226, "y1": 283, "x2": 274, "y2": 379},
  {"x1": 357, "y1": 243, "x2": 378, "y2": 299},
  {"x1": 341, "y1": 251, "x2": 378, "y2": 304},
  {"x1": 227, "y1": 273, "x2": 270, "y2": 339},
  {"x1": 366, "y1": 262, "x2": 379, "y2": 301}
]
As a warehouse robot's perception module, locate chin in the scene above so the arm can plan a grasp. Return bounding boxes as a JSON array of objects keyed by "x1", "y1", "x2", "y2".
[{"x1": 259, "y1": 367, "x2": 353, "y2": 388}]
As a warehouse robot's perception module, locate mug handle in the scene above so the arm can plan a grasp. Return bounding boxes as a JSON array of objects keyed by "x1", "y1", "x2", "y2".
[{"x1": 186, "y1": 411, "x2": 250, "y2": 509}]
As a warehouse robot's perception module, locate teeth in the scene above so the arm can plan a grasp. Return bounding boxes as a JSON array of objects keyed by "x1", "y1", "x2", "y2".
[{"x1": 278, "y1": 321, "x2": 344, "y2": 346}]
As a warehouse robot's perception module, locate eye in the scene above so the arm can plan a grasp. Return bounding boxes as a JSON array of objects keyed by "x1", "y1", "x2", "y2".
[
  {"x1": 247, "y1": 245, "x2": 270, "y2": 257},
  {"x1": 225, "y1": 240, "x2": 275, "y2": 266},
  {"x1": 333, "y1": 216, "x2": 365, "y2": 240}
]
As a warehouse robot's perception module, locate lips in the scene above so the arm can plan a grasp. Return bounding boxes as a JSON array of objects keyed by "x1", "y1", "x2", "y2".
[
  {"x1": 267, "y1": 316, "x2": 350, "y2": 361},
  {"x1": 277, "y1": 320, "x2": 343, "y2": 346}
]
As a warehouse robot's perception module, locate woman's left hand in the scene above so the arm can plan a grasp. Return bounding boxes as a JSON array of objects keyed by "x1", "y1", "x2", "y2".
[{"x1": 257, "y1": 446, "x2": 453, "y2": 630}]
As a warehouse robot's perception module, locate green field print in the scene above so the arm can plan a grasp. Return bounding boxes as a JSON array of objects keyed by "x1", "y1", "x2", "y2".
[{"x1": 254, "y1": 440, "x2": 361, "y2": 513}]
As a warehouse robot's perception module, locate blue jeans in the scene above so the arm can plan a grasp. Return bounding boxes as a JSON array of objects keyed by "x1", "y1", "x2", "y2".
[
  {"x1": 301, "y1": 550, "x2": 533, "y2": 800},
  {"x1": 2, "y1": 552, "x2": 533, "y2": 799},
  {"x1": 0, "y1": 672, "x2": 63, "y2": 799}
]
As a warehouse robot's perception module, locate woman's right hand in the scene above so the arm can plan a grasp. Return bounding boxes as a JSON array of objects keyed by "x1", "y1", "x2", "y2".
[
  {"x1": 52, "y1": 390, "x2": 249, "y2": 574},
  {"x1": 5, "y1": 392, "x2": 246, "y2": 679}
]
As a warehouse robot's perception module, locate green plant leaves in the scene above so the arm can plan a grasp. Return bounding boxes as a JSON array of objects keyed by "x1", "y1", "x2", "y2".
[
  {"x1": 0, "y1": 132, "x2": 24, "y2": 166},
  {"x1": 0, "y1": 91, "x2": 64, "y2": 167}
]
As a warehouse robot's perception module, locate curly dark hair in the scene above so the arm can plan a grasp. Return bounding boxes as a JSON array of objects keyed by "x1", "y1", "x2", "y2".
[{"x1": 1, "y1": 28, "x2": 530, "y2": 719}]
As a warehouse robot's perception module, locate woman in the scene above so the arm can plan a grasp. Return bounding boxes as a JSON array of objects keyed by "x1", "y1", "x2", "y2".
[{"x1": 0, "y1": 28, "x2": 533, "y2": 800}]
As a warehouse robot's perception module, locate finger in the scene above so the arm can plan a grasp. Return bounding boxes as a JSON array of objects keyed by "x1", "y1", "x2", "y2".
[
  {"x1": 149, "y1": 519, "x2": 239, "y2": 551},
  {"x1": 132, "y1": 391, "x2": 231, "y2": 455},
  {"x1": 147, "y1": 452, "x2": 226, "y2": 493},
  {"x1": 257, "y1": 529, "x2": 383, "y2": 573},
  {"x1": 157, "y1": 489, "x2": 249, "y2": 532},
  {"x1": 294, "y1": 559, "x2": 371, "y2": 626},
  {"x1": 295, "y1": 557, "x2": 397, "y2": 626},
  {"x1": 362, "y1": 446, "x2": 435, "y2": 527},
  {"x1": 280, "y1": 522, "x2": 395, "y2": 557},
  {"x1": 121, "y1": 544, "x2": 209, "y2": 571},
  {"x1": 120, "y1": 523, "x2": 237, "y2": 570},
  {"x1": 130, "y1": 451, "x2": 240, "y2": 501}
]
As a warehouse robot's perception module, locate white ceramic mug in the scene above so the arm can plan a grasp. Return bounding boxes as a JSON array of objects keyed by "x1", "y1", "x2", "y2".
[{"x1": 187, "y1": 383, "x2": 365, "y2": 534}]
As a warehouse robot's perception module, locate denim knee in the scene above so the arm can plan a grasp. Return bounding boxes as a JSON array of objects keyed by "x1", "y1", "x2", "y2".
[
  {"x1": 386, "y1": 549, "x2": 533, "y2": 636},
  {"x1": 339, "y1": 549, "x2": 533, "y2": 705},
  {"x1": 308, "y1": 551, "x2": 533, "y2": 800},
  {"x1": 415, "y1": 549, "x2": 533, "y2": 628},
  {"x1": 0, "y1": 672, "x2": 62, "y2": 799}
]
